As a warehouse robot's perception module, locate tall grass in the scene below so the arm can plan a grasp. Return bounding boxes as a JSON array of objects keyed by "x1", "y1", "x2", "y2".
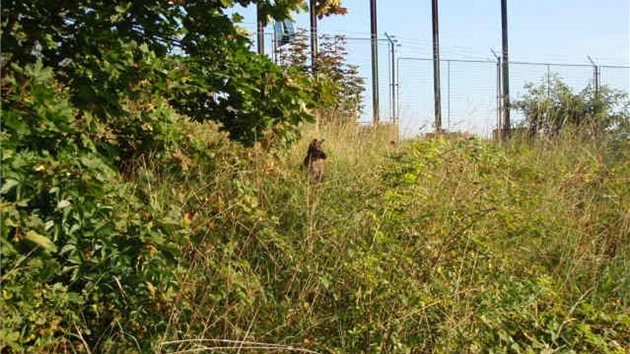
[{"x1": 147, "y1": 122, "x2": 629, "y2": 353}]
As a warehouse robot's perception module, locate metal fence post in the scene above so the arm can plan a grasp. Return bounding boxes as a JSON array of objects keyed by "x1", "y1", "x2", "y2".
[
  {"x1": 447, "y1": 59, "x2": 451, "y2": 130},
  {"x1": 257, "y1": 4, "x2": 265, "y2": 55},
  {"x1": 370, "y1": 0, "x2": 380, "y2": 125},
  {"x1": 385, "y1": 32, "x2": 398, "y2": 123},
  {"x1": 431, "y1": 0, "x2": 442, "y2": 133},
  {"x1": 309, "y1": 0, "x2": 318, "y2": 70},
  {"x1": 396, "y1": 56, "x2": 401, "y2": 125},
  {"x1": 588, "y1": 56, "x2": 601, "y2": 100},
  {"x1": 489, "y1": 49, "x2": 502, "y2": 139},
  {"x1": 546, "y1": 64, "x2": 551, "y2": 97},
  {"x1": 501, "y1": 0, "x2": 511, "y2": 139}
]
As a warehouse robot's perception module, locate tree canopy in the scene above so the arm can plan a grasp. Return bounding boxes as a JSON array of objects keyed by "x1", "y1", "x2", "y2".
[{"x1": 1, "y1": 0, "x2": 319, "y2": 145}]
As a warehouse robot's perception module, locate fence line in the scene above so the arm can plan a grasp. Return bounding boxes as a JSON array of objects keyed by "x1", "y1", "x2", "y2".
[
  {"x1": 249, "y1": 28, "x2": 629, "y2": 138},
  {"x1": 399, "y1": 57, "x2": 629, "y2": 137},
  {"x1": 397, "y1": 57, "x2": 500, "y2": 137}
]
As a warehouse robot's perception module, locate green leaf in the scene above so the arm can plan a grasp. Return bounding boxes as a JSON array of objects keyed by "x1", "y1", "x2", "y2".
[
  {"x1": 0, "y1": 179, "x2": 19, "y2": 195},
  {"x1": 57, "y1": 200, "x2": 71, "y2": 210},
  {"x1": 24, "y1": 230, "x2": 57, "y2": 253},
  {"x1": 115, "y1": 3, "x2": 132, "y2": 13}
]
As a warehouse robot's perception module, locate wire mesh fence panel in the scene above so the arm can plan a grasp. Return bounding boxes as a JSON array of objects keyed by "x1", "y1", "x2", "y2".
[
  {"x1": 509, "y1": 62, "x2": 595, "y2": 126},
  {"x1": 397, "y1": 58, "x2": 434, "y2": 137},
  {"x1": 243, "y1": 26, "x2": 628, "y2": 139},
  {"x1": 600, "y1": 66, "x2": 630, "y2": 113},
  {"x1": 442, "y1": 59, "x2": 499, "y2": 137},
  {"x1": 397, "y1": 58, "x2": 499, "y2": 138},
  {"x1": 344, "y1": 37, "x2": 393, "y2": 124},
  {"x1": 600, "y1": 66, "x2": 630, "y2": 93}
]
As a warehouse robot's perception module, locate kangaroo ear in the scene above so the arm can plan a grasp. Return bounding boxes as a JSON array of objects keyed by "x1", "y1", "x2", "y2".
[{"x1": 320, "y1": 139, "x2": 325, "y2": 144}]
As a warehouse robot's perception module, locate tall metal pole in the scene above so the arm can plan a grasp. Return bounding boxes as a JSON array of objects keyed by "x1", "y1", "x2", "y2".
[
  {"x1": 447, "y1": 59, "x2": 451, "y2": 130},
  {"x1": 501, "y1": 0, "x2": 510, "y2": 138},
  {"x1": 310, "y1": 0, "x2": 318, "y2": 70},
  {"x1": 370, "y1": 0, "x2": 380, "y2": 125},
  {"x1": 385, "y1": 32, "x2": 397, "y2": 123},
  {"x1": 256, "y1": 4, "x2": 265, "y2": 55},
  {"x1": 396, "y1": 56, "x2": 401, "y2": 125},
  {"x1": 257, "y1": 4, "x2": 265, "y2": 55},
  {"x1": 587, "y1": 56, "x2": 600, "y2": 97},
  {"x1": 431, "y1": 0, "x2": 442, "y2": 133},
  {"x1": 491, "y1": 49, "x2": 501, "y2": 140}
]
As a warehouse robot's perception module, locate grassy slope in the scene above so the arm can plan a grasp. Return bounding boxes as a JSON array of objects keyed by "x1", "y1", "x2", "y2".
[{"x1": 153, "y1": 123, "x2": 629, "y2": 353}]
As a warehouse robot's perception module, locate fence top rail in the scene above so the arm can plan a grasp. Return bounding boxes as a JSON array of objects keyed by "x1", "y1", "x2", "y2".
[
  {"x1": 320, "y1": 36, "x2": 390, "y2": 42},
  {"x1": 398, "y1": 57, "x2": 497, "y2": 64},
  {"x1": 510, "y1": 60, "x2": 597, "y2": 68},
  {"x1": 599, "y1": 65, "x2": 630, "y2": 69},
  {"x1": 399, "y1": 57, "x2": 628, "y2": 68}
]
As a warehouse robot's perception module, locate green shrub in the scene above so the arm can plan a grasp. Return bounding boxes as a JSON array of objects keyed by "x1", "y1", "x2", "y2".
[{"x1": 1, "y1": 61, "x2": 185, "y2": 352}]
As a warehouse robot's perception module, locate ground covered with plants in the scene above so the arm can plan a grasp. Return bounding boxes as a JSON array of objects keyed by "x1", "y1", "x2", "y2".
[
  {"x1": 2, "y1": 0, "x2": 629, "y2": 353},
  {"x1": 3, "y1": 98, "x2": 630, "y2": 352}
]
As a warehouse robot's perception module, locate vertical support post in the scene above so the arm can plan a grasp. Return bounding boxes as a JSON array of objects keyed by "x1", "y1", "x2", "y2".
[
  {"x1": 392, "y1": 45, "x2": 397, "y2": 123},
  {"x1": 396, "y1": 56, "x2": 401, "y2": 125},
  {"x1": 310, "y1": 0, "x2": 318, "y2": 70},
  {"x1": 595, "y1": 66, "x2": 600, "y2": 96},
  {"x1": 431, "y1": 0, "x2": 442, "y2": 133},
  {"x1": 385, "y1": 32, "x2": 397, "y2": 123},
  {"x1": 595, "y1": 65, "x2": 601, "y2": 97},
  {"x1": 497, "y1": 58, "x2": 502, "y2": 139},
  {"x1": 501, "y1": 0, "x2": 510, "y2": 138},
  {"x1": 588, "y1": 56, "x2": 601, "y2": 117},
  {"x1": 447, "y1": 59, "x2": 451, "y2": 130},
  {"x1": 257, "y1": 4, "x2": 265, "y2": 55},
  {"x1": 370, "y1": 0, "x2": 380, "y2": 125},
  {"x1": 491, "y1": 48, "x2": 501, "y2": 140},
  {"x1": 272, "y1": 31, "x2": 277, "y2": 64},
  {"x1": 588, "y1": 57, "x2": 599, "y2": 93},
  {"x1": 546, "y1": 64, "x2": 551, "y2": 97}
]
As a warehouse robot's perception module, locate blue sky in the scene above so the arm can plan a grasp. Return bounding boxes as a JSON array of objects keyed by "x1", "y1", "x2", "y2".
[
  {"x1": 235, "y1": 0, "x2": 630, "y2": 136},
  {"x1": 237, "y1": 0, "x2": 629, "y2": 64}
]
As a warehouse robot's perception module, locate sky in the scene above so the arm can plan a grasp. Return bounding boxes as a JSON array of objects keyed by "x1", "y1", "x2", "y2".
[{"x1": 234, "y1": 0, "x2": 630, "y2": 136}]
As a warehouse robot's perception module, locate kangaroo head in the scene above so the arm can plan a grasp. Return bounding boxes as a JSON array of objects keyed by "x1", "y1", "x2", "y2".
[{"x1": 306, "y1": 139, "x2": 327, "y2": 161}]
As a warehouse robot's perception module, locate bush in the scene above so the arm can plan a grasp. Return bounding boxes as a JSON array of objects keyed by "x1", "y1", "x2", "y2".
[
  {"x1": 1, "y1": 61, "x2": 186, "y2": 352},
  {"x1": 513, "y1": 74, "x2": 630, "y2": 138}
]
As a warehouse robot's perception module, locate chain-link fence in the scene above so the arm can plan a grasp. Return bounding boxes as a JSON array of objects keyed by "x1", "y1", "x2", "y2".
[
  {"x1": 397, "y1": 58, "x2": 500, "y2": 137},
  {"x1": 509, "y1": 62, "x2": 596, "y2": 127},
  {"x1": 334, "y1": 37, "x2": 393, "y2": 125},
  {"x1": 600, "y1": 65, "x2": 630, "y2": 112},
  {"x1": 399, "y1": 59, "x2": 629, "y2": 138},
  {"x1": 251, "y1": 28, "x2": 397, "y2": 126},
  {"x1": 248, "y1": 26, "x2": 629, "y2": 138}
]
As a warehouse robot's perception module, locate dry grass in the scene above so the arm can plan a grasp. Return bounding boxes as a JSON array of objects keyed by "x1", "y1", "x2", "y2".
[{"x1": 156, "y1": 122, "x2": 630, "y2": 353}]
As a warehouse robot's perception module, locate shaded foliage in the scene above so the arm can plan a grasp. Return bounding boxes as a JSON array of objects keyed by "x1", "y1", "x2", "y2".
[
  {"x1": 1, "y1": 0, "x2": 316, "y2": 146},
  {"x1": 1, "y1": 61, "x2": 184, "y2": 352},
  {"x1": 0, "y1": 0, "x2": 331, "y2": 351}
]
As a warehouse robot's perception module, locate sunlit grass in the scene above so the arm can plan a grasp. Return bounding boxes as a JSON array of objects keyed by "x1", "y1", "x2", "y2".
[{"x1": 153, "y1": 122, "x2": 629, "y2": 353}]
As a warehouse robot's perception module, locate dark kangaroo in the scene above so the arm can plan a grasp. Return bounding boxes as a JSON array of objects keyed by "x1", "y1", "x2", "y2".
[{"x1": 303, "y1": 139, "x2": 327, "y2": 182}]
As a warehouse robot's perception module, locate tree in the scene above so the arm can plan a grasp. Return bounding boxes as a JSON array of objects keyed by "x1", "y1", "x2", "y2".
[
  {"x1": 1, "y1": 0, "x2": 315, "y2": 146},
  {"x1": 276, "y1": 29, "x2": 366, "y2": 123},
  {"x1": 513, "y1": 74, "x2": 630, "y2": 138},
  {"x1": 315, "y1": 0, "x2": 348, "y2": 18}
]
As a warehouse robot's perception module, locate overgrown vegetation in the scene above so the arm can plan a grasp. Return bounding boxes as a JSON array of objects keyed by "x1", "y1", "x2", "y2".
[
  {"x1": 2, "y1": 1, "x2": 630, "y2": 353},
  {"x1": 513, "y1": 74, "x2": 630, "y2": 139}
]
